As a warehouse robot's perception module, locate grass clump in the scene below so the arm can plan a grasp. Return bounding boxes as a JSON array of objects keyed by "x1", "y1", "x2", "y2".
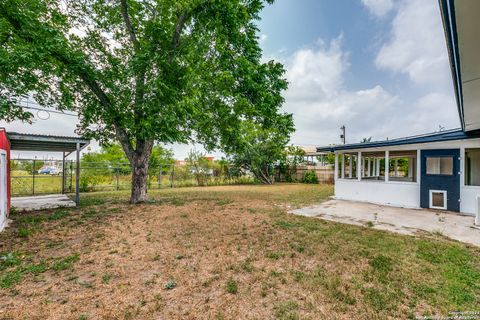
[
  {"x1": 275, "y1": 300, "x2": 299, "y2": 320},
  {"x1": 225, "y1": 278, "x2": 238, "y2": 294},
  {"x1": 164, "y1": 279, "x2": 176, "y2": 290}
]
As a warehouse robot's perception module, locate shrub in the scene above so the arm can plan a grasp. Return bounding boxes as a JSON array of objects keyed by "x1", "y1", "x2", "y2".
[{"x1": 303, "y1": 170, "x2": 319, "y2": 184}]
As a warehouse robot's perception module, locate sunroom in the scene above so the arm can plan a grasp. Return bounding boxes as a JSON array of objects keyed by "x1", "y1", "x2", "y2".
[{"x1": 318, "y1": 129, "x2": 480, "y2": 216}]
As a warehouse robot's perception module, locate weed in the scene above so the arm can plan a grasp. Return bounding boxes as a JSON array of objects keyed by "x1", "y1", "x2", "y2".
[
  {"x1": 266, "y1": 252, "x2": 284, "y2": 260},
  {"x1": 369, "y1": 255, "x2": 393, "y2": 274},
  {"x1": 365, "y1": 221, "x2": 374, "y2": 228},
  {"x1": 164, "y1": 279, "x2": 176, "y2": 290},
  {"x1": 52, "y1": 254, "x2": 80, "y2": 271},
  {"x1": 275, "y1": 300, "x2": 299, "y2": 320},
  {"x1": 216, "y1": 199, "x2": 233, "y2": 206},
  {"x1": 48, "y1": 210, "x2": 69, "y2": 221},
  {"x1": 17, "y1": 228, "x2": 30, "y2": 238},
  {"x1": 102, "y1": 273, "x2": 112, "y2": 284},
  {"x1": 225, "y1": 278, "x2": 238, "y2": 294}
]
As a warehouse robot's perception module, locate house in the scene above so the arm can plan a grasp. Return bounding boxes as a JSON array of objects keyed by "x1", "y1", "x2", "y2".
[{"x1": 317, "y1": 0, "x2": 480, "y2": 218}]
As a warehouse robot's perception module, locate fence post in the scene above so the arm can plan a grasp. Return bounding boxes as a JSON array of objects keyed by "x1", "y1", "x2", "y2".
[
  {"x1": 32, "y1": 159, "x2": 35, "y2": 196},
  {"x1": 70, "y1": 160, "x2": 73, "y2": 193},
  {"x1": 62, "y1": 152, "x2": 66, "y2": 194},
  {"x1": 170, "y1": 164, "x2": 174, "y2": 188},
  {"x1": 158, "y1": 165, "x2": 162, "y2": 189},
  {"x1": 116, "y1": 167, "x2": 120, "y2": 190}
]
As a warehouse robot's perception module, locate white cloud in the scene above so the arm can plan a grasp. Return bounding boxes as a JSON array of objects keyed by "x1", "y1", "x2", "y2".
[
  {"x1": 361, "y1": 0, "x2": 394, "y2": 17},
  {"x1": 283, "y1": 36, "x2": 400, "y2": 145},
  {"x1": 375, "y1": 0, "x2": 451, "y2": 87}
]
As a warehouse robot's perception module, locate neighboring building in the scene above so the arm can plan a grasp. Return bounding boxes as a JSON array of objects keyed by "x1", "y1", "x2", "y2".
[{"x1": 317, "y1": 0, "x2": 480, "y2": 217}]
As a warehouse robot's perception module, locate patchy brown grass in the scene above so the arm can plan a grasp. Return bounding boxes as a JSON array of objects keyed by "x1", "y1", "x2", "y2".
[{"x1": 0, "y1": 184, "x2": 479, "y2": 319}]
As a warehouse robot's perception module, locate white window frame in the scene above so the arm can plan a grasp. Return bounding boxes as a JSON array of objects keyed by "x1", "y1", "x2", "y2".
[{"x1": 429, "y1": 189, "x2": 447, "y2": 210}]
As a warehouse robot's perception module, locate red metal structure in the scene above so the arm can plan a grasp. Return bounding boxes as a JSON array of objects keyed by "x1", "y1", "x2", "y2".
[{"x1": 0, "y1": 128, "x2": 11, "y2": 229}]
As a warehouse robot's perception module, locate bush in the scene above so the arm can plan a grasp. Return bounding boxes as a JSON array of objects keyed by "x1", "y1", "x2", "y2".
[{"x1": 303, "y1": 170, "x2": 319, "y2": 184}]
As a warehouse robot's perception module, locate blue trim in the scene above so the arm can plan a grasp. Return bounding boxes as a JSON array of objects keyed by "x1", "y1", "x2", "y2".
[{"x1": 316, "y1": 129, "x2": 479, "y2": 152}]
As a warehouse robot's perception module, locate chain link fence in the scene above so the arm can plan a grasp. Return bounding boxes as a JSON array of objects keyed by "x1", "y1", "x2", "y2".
[{"x1": 10, "y1": 159, "x2": 254, "y2": 197}]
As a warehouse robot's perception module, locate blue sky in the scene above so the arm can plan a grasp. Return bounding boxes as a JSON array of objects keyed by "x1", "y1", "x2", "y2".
[
  {"x1": 1, "y1": 0, "x2": 460, "y2": 158},
  {"x1": 258, "y1": 0, "x2": 459, "y2": 146}
]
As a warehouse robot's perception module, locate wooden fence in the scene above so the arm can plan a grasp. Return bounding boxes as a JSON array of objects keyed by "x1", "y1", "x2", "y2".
[{"x1": 275, "y1": 165, "x2": 334, "y2": 184}]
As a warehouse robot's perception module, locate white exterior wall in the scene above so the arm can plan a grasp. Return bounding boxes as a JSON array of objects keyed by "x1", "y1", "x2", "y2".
[
  {"x1": 335, "y1": 180, "x2": 420, "y2": 208},
  {"x1": 333, "y1": 138, "x2": 480, "y2": 216}
]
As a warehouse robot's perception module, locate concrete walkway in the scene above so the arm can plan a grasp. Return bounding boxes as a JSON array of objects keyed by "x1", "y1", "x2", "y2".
[
  {"x1": 291, "y1": 199, "x2": 480, "y2": 246},
  {"x1": 11, "y1": 194, "x2": 76, "y2": 212}
]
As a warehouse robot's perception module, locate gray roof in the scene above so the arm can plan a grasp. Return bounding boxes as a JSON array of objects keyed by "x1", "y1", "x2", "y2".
[
  {"x1": 7, "y1": 132, "x2": 90, "y2": 152},
  {"x1": 317, "y1": 129, "x2": 478, "y2": 152}
]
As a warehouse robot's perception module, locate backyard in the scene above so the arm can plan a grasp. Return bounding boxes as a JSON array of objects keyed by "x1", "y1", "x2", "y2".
[{"x1": 0, "y1": 184, "x2": 479, "y2": 319}]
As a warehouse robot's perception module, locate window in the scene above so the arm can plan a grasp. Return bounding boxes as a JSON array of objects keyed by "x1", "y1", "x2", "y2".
[
  {"x1": 426, "y1": 157, "x2": 453, "y2": 175},
  {"x1": 388, "y1": 150, "x2": 417, "y2": 182},
  {"x1": 361, "y1": 151, "x2": 385, "y2": 181},
  {"x1": 465, "y1": 149, "x2": 480, "y2": 186}
]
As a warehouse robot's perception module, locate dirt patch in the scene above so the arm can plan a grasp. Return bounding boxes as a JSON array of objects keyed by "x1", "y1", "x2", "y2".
[{"x1": 0, "y1": 184, "x2": 479, "y2": 319}]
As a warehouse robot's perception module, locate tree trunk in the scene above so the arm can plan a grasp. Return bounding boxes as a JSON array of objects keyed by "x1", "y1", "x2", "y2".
[{"x1": 129, "y1": 141, "x2": 154, "y2": 204}]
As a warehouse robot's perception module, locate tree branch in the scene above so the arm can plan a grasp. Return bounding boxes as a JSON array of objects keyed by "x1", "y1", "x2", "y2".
[{"x1": 120, "y1": 0, "x2": 139, "y2": 49}]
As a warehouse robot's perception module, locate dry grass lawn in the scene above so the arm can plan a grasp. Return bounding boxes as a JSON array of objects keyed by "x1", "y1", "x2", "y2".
[{"x1": 0, "y1": 184, "x2": 479, "y2": 319}]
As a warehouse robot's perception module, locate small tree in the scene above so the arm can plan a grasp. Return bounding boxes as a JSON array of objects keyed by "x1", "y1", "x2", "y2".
[{"x1": 226, "y1": 118, "x2": 294, "y2": 185}]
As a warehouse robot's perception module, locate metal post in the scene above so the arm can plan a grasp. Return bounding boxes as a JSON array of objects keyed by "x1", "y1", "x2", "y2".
[
  {"x1": 158, "y1": 165, "x2": 162, "y2": 189},
  {"x1": 170, "y1": 164, "x2": 174, "y2": 188},
  {"x1": 62, "y1": 152, "x2": 66, "y2": 194},
  {"x1": 70, "y1": 160, "x2": 73, "y2": 193},
  {"x1": 75, "y1": 142, "x2": 80, "y2": 206},
  {"x1": 32, "y1": 159, "x2": 35, "y2": 196},
  {"x1": 116, "y1": 167, "x2": 120, "y2": 190}
]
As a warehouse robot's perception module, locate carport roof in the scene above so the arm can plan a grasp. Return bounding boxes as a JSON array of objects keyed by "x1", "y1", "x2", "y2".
[{"x1": 7, "y1": 132, "x2": 90, "y2": 152}]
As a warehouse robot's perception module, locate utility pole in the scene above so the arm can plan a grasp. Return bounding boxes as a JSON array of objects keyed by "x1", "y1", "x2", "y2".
[{"x1": 340, "y1": 125, "x2": 346, "y2": 144}]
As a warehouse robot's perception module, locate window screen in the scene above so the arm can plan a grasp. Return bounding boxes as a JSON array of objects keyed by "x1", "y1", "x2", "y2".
[{"x1": 426, "y1": 157, "x2": 453, "y2": 175}]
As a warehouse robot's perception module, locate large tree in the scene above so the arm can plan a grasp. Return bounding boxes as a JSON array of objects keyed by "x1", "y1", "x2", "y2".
[{"x1": 0, "y1": 0, "x2": 290, "y2": 203}]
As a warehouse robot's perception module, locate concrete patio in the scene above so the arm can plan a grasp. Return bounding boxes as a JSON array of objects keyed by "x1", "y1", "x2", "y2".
[
  {"x1": 11, "y1": 194, "x2": 76, "y2": 212},
  {"x1": 291, "y1": 199, "x2": 480, "y2": 246}
]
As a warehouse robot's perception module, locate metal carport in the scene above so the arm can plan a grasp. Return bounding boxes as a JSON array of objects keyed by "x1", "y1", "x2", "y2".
[{"x1": 7, "y1": 132, "x2": 90, "y2": 206}]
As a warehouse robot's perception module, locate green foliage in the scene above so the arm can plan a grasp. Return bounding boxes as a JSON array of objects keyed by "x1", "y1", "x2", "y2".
[
  {"x1": 164, "y1": 279, "x2": 176, "y2": 290},
  {"x1": 226, "y1": 119, "x2": 294, "y2": 185},
  {"x1": 186, "y1": 149, "x2": 212, "y2": 186},
  {"x1": 303, "y1": 170, "x2": 318, "y2": 184},
  {"x1": 0, "y1": 0, "x2": 289, "y2": 202},
  {"x1": 21, "y1": 160, "x2": 44, "y2": 174},
  {"x1": 277, "y1": 146, "x2": 306, "y2": 182},
  {"x1": 225, "y1": 278, "x2": 238, "y2": 294}
]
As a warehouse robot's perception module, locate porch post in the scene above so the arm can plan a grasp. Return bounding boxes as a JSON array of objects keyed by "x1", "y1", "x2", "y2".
[
  {"x1": 341, "y1": 154, "x2": 345, "y2": 179},
  {"x1": 357, "y1": 152, "x2": 362, "y2": 181},
  {"x1": 376, "y1": 158, "x2": 380, "y2": 177},
  {"x1": 75, "y1": 142, "x2": 80, "y2": 206},
  {"x1": 367, "y1": 157, "x2": 375, "y2": 177},
  {"x1": 334, "y1": 153, "x2": 339, "y2": 181},
  {"x1": 385, "y1": 151, "x2": 390, "y2": 182},
  {"x1": 62, "y1": 152, "x2": 66, "y2": 194},
  {"x1": 348, "y1": 155, "x2": 353, "y2": 179}
]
